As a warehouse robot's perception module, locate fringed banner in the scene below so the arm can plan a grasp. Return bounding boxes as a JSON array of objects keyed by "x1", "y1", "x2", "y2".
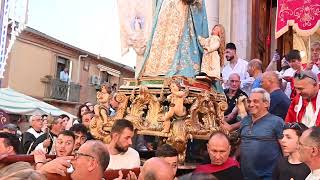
[{"x1": 275, "y1": 0, "x2": 320, "y2": 39}]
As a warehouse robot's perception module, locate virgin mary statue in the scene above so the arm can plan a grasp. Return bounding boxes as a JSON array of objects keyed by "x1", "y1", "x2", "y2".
[{"x1": 137, "y1": 0, "x2": 209, "y2": 78}]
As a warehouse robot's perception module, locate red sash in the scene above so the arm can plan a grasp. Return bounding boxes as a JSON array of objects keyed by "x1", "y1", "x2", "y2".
[{"x1": 194, "y1": 158, "x2": 240, "y2": 174}]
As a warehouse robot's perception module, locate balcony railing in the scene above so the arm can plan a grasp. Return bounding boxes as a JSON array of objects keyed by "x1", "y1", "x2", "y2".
[{"x1": 44, "y1": 78, "x2": 81, "y2": 102}]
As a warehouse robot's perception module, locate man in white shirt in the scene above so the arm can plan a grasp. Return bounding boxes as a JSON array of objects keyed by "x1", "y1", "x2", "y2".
[
  {"x1": 298, "y1": 126, "x2": 320, "y2": 180},
  {"x1": 222, "y1": 43, "x2": 250, "y2": 93},
  {"x1": 59, "y1": 67, "x2": 69, "y2": 82},
  {"x1": 106, "y1": 119, "x2": 140, "y2": 170}
]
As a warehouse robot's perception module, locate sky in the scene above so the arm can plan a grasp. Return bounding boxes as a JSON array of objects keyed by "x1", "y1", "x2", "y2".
[{"x1": 27, "y1": 0, "x2": 136, "y2": 67}]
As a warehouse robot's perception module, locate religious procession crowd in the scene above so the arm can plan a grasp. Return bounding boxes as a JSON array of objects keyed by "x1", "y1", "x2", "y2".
[{"x1": 0, "y1": 42, "x2": 320, "y2": 180}]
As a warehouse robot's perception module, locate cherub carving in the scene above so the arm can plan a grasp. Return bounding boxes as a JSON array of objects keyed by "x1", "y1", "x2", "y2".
[
  {"x1": 162, "y1": 80, "x2": 189, "y2": 133},
  {"x1": 94, "y1": 84, "x2": 112, "y2": 122}
]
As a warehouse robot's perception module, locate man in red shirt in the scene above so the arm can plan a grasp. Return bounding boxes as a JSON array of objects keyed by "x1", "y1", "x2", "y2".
[{"x1": 285, "y1": 70, "x2": 320, "y2": 127}]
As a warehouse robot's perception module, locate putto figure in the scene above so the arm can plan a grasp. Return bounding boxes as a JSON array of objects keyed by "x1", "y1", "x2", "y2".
[
  {"x1": 94, "y1": 84, "x2": 112, "y2": 122},
  {"x1": 162, "y1": 80, "x2": 189, "y2": 133},
  {"x1": 198, "y1": 24, "x2": 225, "y2": 79}
]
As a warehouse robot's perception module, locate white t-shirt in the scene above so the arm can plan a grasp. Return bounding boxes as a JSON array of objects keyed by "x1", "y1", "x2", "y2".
[
  {"x1": 222, "y1": 58, "x2": 249, "y2": 83},
  {"x1": 306, "y1": 169, "x2": 320, "y2": 180},
  {"x1": 107, "y1": 147, "x2": 140, "y2": 170},
  {"x1": 282, "y1": 68, "x2": 296, "y2": 98},
  {"x1": 222, "y1": 58, "x2": 250, "y2": 94}
]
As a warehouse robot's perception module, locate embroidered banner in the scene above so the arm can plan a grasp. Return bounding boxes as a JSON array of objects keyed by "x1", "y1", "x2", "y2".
[{"x1": 275, "y1": 0, "x2": 320, "y2": 38}]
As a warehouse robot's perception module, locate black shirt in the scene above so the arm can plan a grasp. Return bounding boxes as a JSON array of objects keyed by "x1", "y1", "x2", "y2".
[
  {"x1": 272, "y1": 156, "x2": 310, "y2": 180},
  {"x1": 213, "y1": 166, "x2": 243, "y2": 180},
  {"x1": 224, "y1": 89, "x2": 247, "y2": 124}
]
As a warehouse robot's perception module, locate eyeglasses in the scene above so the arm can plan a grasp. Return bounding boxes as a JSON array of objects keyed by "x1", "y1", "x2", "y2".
[
  {"x1": 74, "y1": 151, "x2": 94, "y2": 159},
  {"x1": 294, "y1": 72, "x2": 317, "y2": 82},
  {"x1": 283, "y1": 122, "x2": 302, "y2": 130}
]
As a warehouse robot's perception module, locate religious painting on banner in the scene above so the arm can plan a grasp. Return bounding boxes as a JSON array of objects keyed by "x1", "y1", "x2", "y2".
[
  {"x1": 275, "y1": 0, "x2": 320, "y2": 38},
  {"x1": 117, "y1": 0, "x2": 154, "y2": 77},
  {"x1": 117, "y1": 0, "x2": 155, "y2": 55},
  {"x1": 0, "y1": 109, "x2": 10, "y2": 129}
]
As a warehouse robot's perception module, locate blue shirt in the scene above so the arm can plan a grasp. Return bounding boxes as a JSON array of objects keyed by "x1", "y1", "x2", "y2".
[
  {"x1": 252, "y1": 75, "x2": 262, "y2": 89},
  {"x1": 269, "y1": 89, "x2": 290, "y2": 120},
  {"x1": 240, "y1": 113, "x2": 284, "y2": 180}
]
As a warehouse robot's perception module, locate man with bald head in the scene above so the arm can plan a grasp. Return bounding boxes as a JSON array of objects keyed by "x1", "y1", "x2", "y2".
[
  {"x1": 38, "y1": 140, "x2": 109, "y2": 180},
  {"x1": 193, "y1": 131, "x2": 243, "y2": 180},
  {"x1": 223, "y1": 73, "x2": 247, "y2": 131},
  {"x1": 261, "y1": 71, "x2": 290, "y2": 119},
  {"x1": 298, "y1": 126, "x2": 320, "y2": 179},
  {"x1": 138, "y1": 157, "x2": 175, "y2": 180}
]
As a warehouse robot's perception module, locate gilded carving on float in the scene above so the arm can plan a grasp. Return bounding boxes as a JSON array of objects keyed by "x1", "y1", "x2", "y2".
[{"x1": 90, "y1": 76, "x2": 228, "y2": 162}]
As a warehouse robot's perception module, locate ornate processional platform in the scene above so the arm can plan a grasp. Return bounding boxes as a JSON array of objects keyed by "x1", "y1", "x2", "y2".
[{"x1": 90, "y1": 76, "x2": 228, "y2": 162}]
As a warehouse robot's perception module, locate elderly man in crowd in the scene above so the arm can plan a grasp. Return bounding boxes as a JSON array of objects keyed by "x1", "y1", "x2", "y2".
[
  {"x1": 138, "y1": 157, "x2": 175, "y2": 180},
  {"x1": 106, "y1": 119, "x2": 140, "y2": 170},
  {"x1": 193, "y1": 131, "x2": 243, "y2": 180},
  {"x1": 298, "y1": 126, "x2": 320, "y2": 179},
  {"x1": 261, "y1": 71, "x2": 290, "y2": 119},
  {"x1": 286, "y1": 70, "x2": 320, "y2": 127},
  {"x1": 38, "y1": 140, "x2": 109, "y2": 180},
  {"x1": 32, "y1": 116, "x2": 65, "y2": 154},
  {"x1": 310, "y1": 42, "x2": 320, "y2": 75},
  {"x1": 21, "y1": 115, "x2": 44, "y2": 154},
  {"x1": 240, "y1": 88, "x2": 283, "y2": 179},
  {"x1": 223, "y1": 73, "x2": 247, "y2": 130}
]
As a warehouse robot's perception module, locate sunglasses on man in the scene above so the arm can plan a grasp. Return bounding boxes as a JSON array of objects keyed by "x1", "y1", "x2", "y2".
[{"x1": 294, "y1": 72, "x2": 318, "y2": 82}]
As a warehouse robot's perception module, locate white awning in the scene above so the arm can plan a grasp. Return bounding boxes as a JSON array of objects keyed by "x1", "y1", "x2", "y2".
[
  {"x1": 97, "y1": 64, "x2": 121, "y2": 77},
  {"x1": 0, "y1": 88, "x2": 76, "y2": 118}
]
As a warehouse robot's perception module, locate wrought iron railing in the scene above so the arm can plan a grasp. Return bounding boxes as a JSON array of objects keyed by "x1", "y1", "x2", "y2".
[{"x1": 44, "y1": 79, "x2": 81, "y2": 102}]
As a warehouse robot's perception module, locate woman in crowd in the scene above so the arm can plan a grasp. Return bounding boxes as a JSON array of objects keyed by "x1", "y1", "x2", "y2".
[
  {"x1": 272, "y1": 122, "x2": 310, "y2": 180},
  {"x1": 75, "y1": 104, "x2": 90, "y2": 124}
]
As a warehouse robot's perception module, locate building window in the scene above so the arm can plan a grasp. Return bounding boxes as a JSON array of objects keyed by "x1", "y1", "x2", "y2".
[
  {"x1": 100, "y1": 71, "x2": 110, "y2": 84},
  {"x1": 56, "y1": 56, "x2": 71, "y2": 81}
]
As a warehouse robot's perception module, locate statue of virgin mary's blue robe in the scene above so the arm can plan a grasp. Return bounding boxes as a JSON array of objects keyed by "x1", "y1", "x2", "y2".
[{"x1": 137, "y1": 0, "x2": 209, "y2": 78}]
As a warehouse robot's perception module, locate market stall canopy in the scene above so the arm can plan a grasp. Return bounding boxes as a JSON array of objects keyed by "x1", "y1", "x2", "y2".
[
  {"x1": 275, "y1": 0, "x2": 320, "y2": 38},
  {"x1": 0, "y1": 88, "x2": 76, "y2": 118}
]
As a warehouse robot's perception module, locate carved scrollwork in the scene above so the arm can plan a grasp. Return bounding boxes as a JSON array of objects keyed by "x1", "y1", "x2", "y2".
[{"x1": 89, "y1": 77, "x2": 228, "y2": 164}]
